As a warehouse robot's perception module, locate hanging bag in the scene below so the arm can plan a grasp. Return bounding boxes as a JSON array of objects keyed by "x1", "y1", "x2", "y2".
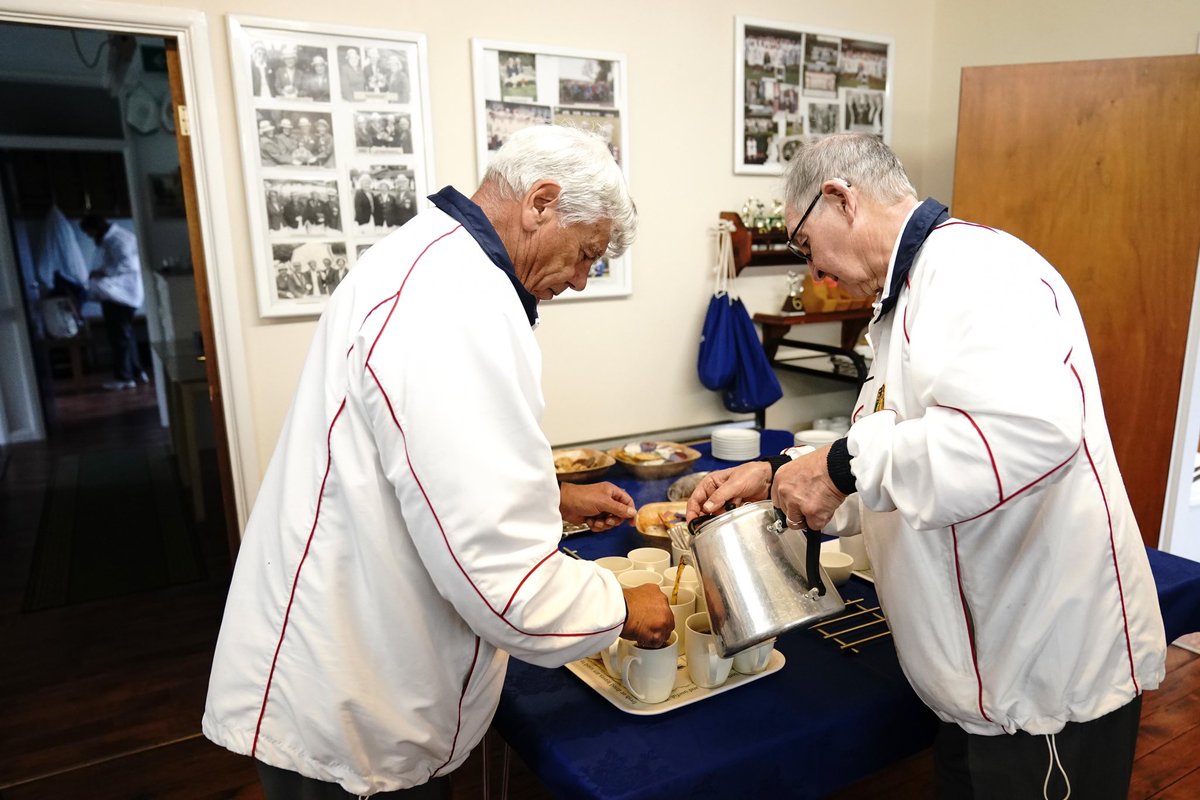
[
  {"x1": 721, "y1": 296, "x2": 783, "y2": 413},
  {"x1": 696, "y1": 222, "x2": 739, "y2": 391}
]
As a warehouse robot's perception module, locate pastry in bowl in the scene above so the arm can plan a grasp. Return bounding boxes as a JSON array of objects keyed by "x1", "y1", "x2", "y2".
[
  {"x1": 552, "y1": 448, "x2": 615, "y2": 483},
  {"x1": 609, "y1": 441, "x2": 701, "y2": 479}
]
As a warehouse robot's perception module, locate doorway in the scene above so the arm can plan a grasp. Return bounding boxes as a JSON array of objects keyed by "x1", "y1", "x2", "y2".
[{"x1": 0, "y1": 19, "x2": 250, "y2": 796}]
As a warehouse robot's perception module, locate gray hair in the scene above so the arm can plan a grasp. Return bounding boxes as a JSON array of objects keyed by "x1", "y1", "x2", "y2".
[
  {"x1": 483, "y1": 125, "x2": 637, "y2": 257},
  {"x1": 783, "y1": 133, "x2": 917, "y2": 210}
]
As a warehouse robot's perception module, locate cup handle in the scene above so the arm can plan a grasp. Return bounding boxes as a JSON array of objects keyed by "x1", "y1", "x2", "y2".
[{"x1": 621, "y1": 655, "x2": 646, "y2": 701}]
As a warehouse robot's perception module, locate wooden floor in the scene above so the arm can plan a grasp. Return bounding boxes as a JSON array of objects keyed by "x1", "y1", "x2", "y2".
[{"x1": 1, "y1": 374, "x2": 1198, "y2": 799}]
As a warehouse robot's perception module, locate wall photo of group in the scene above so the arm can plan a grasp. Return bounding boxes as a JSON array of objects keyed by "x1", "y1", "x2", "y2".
[
  {"x1": 735, "y1": 17, "x2": 893, "y2": 175},
  {"x1": 229, "y1": 17, "x2": 434, "y2": 318},
  {"x1": 472, "y1": 39, "x2": 631, "y2": 300}
]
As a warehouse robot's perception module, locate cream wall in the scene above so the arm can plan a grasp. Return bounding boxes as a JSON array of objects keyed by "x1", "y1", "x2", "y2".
[{"x1": 134, "y1": 0, "x2": 941, "y2": 480}]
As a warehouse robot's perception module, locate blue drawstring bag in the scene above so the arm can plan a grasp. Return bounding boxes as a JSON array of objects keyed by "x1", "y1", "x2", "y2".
[
  {"x1": 697, "y1": 222, "x2": 739, "y2": 390},
  {"x1": 698, "y1": 221, "x2": 782, "y2": 413},
  {"x1": 722, "y1": 296, "x2": 783, "y2": 413},
  {"x1": 698, "y1": 292, "x2": 737, "y2": 390}
]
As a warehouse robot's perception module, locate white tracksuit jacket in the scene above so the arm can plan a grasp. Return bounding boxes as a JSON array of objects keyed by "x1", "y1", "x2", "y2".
[
  {"x1": 830, "y1": 208, "x2": 1166, "y2": 735},
  {"x1": 202, "y1": 195, "x2": 626, "y2": 794}
]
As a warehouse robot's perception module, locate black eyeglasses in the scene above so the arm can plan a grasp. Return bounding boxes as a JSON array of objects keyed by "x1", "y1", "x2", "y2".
[{"x1": 785, "y1": 191, "x2": 822, "y2": 263}]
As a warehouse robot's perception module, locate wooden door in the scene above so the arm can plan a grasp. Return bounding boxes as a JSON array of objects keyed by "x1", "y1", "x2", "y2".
[
  {"x1": 952, "y1": 55, "x2": 1200, "y2": 546},
  {"x1": 164, "y1": 40, "x2": 241, "y2": 558}
]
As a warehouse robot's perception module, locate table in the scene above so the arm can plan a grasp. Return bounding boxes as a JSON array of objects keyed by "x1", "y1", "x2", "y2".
[{"x1": 492, "y1": 430, "x2": 1200, "y2": 800}]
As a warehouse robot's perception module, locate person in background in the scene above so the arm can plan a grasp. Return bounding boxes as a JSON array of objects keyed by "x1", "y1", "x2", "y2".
[
  {"x1": 340, "y1": 47, "x2": 366, "y2": 100},
  {"x1": 687, "y1": 132, "x2": 1166, "y2": 800},
  {"x1": 203, "y1": 124, "x2": 672, "y2": 799},
  {"x1": 80, "y1": 214, "x2": 147, "y2": 390}
]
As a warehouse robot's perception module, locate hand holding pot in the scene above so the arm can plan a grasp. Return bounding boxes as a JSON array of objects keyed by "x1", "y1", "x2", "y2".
[
  {"x1": 619, "y1": 584, "x2": 675, "y2": 649},
  {"x1": 685, "y1": 462, "x2": 772, "y2": 520},
  {"x1": 770, "y1": 445, "x2": 846, "y2": 531}
]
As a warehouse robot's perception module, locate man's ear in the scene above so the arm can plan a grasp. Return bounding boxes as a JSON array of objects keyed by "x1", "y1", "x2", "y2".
[
  {"x1": 521, "y1": 180, "x2": 561, "y2": 231},
  {"x1": 824, "y1": 178, "x2": 855, "y2": 222}
]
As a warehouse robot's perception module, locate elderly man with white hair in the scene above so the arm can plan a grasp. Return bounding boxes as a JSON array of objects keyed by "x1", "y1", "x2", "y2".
[
  {"x1": 688, "y1": 133, "x2": 1166, "y2": 799},
  {"x1": 203, "y1": 125, "x2": 672, "y2": 799}
]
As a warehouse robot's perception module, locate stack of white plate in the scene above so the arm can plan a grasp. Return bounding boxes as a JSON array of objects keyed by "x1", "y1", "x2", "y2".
[{"x1": 711, "y1": 427, "x2": 761, "y2": 461}]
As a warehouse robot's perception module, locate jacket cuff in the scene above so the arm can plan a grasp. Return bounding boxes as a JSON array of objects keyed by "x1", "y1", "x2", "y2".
[
  {"x1": 759, "y1": 455, "x2": 792, "y2": 488},
  {"x1": 826, "y1": 438, "x2": 857, "y2": 496}
]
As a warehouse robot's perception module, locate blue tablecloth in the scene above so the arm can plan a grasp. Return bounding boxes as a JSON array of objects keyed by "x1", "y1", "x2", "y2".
[{"x1": 493, "y1": 430, "x2": 1200, "y2": 800}]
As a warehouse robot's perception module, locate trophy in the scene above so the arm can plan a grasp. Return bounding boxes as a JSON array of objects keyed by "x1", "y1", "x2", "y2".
[{"x1": 782, "y1": 270, "x2": 805, "y2": 313}]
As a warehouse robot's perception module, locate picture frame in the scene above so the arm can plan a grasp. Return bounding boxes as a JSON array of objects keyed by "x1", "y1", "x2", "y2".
[
  {"x1": 227, "y1": 15, "x2": 435, "y2": 318},
  {"x1": 734, "y1": 17, "x2": 894, "y2": 176},
  {"x1": 471, "y1": 38, "x2": 631, "y2": 301}
]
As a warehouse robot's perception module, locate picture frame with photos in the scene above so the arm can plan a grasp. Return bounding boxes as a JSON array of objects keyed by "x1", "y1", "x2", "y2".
[
  {"x1": 227, "y1": 15, "x2": 435, "y2": 318},
  {"x1": 471, "y1": 38, "x2": 631, "y2": 301},
  {"x1": 734, "y1": 17, "x2": 894, "y2": 175}
]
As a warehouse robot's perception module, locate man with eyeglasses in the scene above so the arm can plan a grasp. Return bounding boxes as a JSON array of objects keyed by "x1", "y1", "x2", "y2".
[{"x1": 688, "y1": 133, "x2": 1164, "y2": 799}]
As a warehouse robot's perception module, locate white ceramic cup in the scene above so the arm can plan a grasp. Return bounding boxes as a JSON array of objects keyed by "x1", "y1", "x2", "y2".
[
  {"x1": 732, "y1": 638, "x2": 776, "y2": 675},
  {"x1": 600, "y1": 636, "x2": 634, "y2": 678},
  {"x1": 595, "y1": 555, "x2": 634, "y2": 576},
  {"x1": 628, "y1": 547, "x2": 671, "y2": 572},
  {"x1": 794, "y1": 429, "x2": 842, "y2": 449},
  {"x1": 820, "y1": 550, "x2": 855, "y2": 586},
  {"x1": 671, "y1": 542, "x2": 689, "y2": 567},
  {"x1": 839, "y1": 534, "x2": 869, "y2": 571},
  {"x1": 618, "y1": 569, "x2": 663, "y2": 589},
  {"x1": 685, "y1": 612, "x2": 733, "y2": 689},
  {"x1": 620, "y1": 630, "x2": 680, "y2": 704},
  {"x1": 658, "y1": 585, "x2": 696, "y2": 645}
]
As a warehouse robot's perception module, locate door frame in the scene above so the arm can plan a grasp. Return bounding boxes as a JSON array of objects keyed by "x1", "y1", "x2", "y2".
[{"x1": 0, "y1": 0, "x2": 257, "y2": 531}]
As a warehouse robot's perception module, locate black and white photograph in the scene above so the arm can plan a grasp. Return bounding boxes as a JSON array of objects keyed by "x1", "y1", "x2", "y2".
[
  {"x1": 247, "y1": 40, "x2": 331, "y2": 101},
  {"x1": 803, "y1": 34, "x2": 840, "y2": 97},
  {"x1": 264, "y1": 178, "x2": 342, "y2": 236},
  {"x1": 338, "y1": 45, "x2": 411, "y2": 102},
  {"x1": 271, "y1": 241, "x2": 349, "y2": 301},
  {"x1": 736, "y1": 18, "x2": 892, "y2": 174},
  {"x1": 255, "y1": 110, "x2": 336, "y2": 167},
  {"x1": 352, "y1": 110, "x2": 414, "y2": 153},
  {"x1": 485, "y1": 100, "x2": 551, "y2": 151},
  {"x1": 808, "y1": 101, "x2": 840, "y2": 135},
  {"x1": 838, "y1": 38, "x2": 889, "y2": 90},
  {"x1": 557, "y1": 57, "x2": 614, "y2": 107},
  {"x1": 355, "y1": 243, "x2": 375, "y2": 259},
  {"x1": 349, "y1": 165, "x2": 417, "y2": 233},
  {"x1": 499, "y1": 51, "x2": 537, "y2": 101},
  {"x1": 231, "y1": 18, "x2": 434, "y2": 318},
  {"x1": 472, "y1": 38, "x2": 630, "y2": 299},
  {"x1": 844, "y1": 88, "x2": 885, "y2": 137},
  {"x1": 553, "y1": 107, "x2": 621, "y2": 164}
]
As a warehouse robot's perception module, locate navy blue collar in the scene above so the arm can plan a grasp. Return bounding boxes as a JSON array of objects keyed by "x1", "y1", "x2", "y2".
[
  {"x1": 878, "y1": 197, "x2": 950, "y2": 320},
  {"x1": 429, "y1": 186, "x2": 538, "y2": 327}
]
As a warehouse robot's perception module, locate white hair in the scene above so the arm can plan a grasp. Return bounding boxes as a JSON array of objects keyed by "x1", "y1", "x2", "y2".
[
  {"x1": 783, "y1": 133, "x2": 917, "y2": 209},
  {"x1": 483, "y1": 125, "x2": 637, "y2": 257}
]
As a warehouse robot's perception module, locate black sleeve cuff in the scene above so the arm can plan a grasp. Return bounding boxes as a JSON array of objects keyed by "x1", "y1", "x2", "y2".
[
  {"x1": 826, "y1": 438, "x2": 857, "y2": 496},
  {"x1": 760, "y1": 455, "x2": 792, "y2": 488}
]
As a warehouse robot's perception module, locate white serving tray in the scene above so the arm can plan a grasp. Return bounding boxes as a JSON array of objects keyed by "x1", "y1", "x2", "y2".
[{"x1": 564, "y1": 650, "x2": 785, "y2": 716}]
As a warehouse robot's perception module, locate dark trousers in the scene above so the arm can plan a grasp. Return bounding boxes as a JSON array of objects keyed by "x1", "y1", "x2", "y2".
[
  {"x1": 935, "y1": 695, "x2": 1143, "y2": 799},
  {"x1": 100, "y1": 300, "x2": 143, "y2": 381},
  {"x1": 256, "y1": 761, "x2": 450, "y2": 800}
]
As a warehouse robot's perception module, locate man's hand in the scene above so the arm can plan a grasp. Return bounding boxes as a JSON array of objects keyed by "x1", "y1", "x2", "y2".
[
  {"x1": 560, "y1": 481, "x2": 635, "y2": 532},
  {"x1": 770, "y1": 445, "x2": 846, "y2": 531},
  {"x1": 685, "y1": 462, "x2": 772, "y2": 521},
  {"x1": 619, "y1": 584, "x2": 674, "y2": 649}
]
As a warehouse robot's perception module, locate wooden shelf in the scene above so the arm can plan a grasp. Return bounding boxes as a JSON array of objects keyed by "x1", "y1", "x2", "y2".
[{"x1": 720, "y1": 211, "x2": 795, "y2": 273}]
